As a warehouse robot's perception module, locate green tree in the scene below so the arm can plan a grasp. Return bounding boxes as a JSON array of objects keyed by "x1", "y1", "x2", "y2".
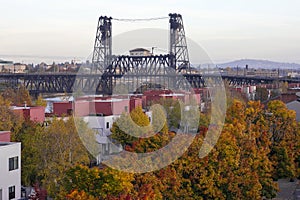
[
  {"x1": 255, "y1": 87, "x2": 269, "y2": 102},
  {"x1": 35, "y1": 117, "x2": 93, "y2": 197},
  {"x1": 13, "y1": 120, "x2": 45, "y2": 186}
]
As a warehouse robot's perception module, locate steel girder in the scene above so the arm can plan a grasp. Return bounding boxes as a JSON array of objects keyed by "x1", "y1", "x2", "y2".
[{"x1": 0, "y1": 73, "x2": 299, "y2": 95}]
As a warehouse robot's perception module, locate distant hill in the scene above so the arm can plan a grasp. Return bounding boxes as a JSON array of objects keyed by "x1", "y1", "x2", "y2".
[{"x1": 217, "y1": 59, "x2": 300, "y2": 69}]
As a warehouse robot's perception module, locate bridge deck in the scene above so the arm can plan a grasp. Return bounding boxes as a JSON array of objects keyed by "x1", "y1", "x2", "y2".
[{"x1": 0, "y1": 73, "x2": 299, "y2": 95}]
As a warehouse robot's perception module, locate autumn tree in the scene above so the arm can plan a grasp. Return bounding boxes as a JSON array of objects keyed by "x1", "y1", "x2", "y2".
[
  {"x1": 35, "y1": 94, "x2": 47, "y2": 107},
  {"x1": 0, "y1": 94, "x2": 23, "y2": 133},
  {"x1": 170, "y1": 100, "x2": 278, "y2": 199},
  {"x1": 56, "y1": 98, "x2": 299, "y2": 200},
  {"x1": 111, "y1": 106, "x2": 151, "y2": 147},
  {"x1": 35, "y1": 117, "x2": 95, "y2": 196},
  {"x1": 2, "y1": 86, "x2": 32, "y2": 106},
  {"x1": 66, "y1": 190, "x2": 97, "y2": 200},
  {"x1": 59, "y1": 165, "x2": 134, "y2": 199},
  {"x1": 267, "y1": 100, "x2": 300, "y2": 180}
]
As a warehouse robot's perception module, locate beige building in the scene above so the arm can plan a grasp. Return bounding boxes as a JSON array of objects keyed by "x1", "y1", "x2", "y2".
[
  {"x1": 129, "y1": 48, "x2": 152, "y2": 56},
  {"x1": 0, "y1": 60, "x2": 13, "y2": 73},
  {"x1": 0, "y1": 60, "x2": 26, "y2": 73}
]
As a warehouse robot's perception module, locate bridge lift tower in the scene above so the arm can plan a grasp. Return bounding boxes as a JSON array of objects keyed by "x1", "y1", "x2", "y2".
[
  {"x1": 91, "y1": 16, "x2": 112, "y2": 73},
  {"x1": 90, "y1": 13, "x2": 192, "y2": 94},
  {"x1": 169, "y1": 13, "x2": 190, "y2": 73}
]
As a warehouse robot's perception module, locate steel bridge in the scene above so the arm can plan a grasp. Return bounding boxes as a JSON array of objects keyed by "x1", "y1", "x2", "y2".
[
  {"x1": 1, "y1": 13, "x2": 299, "y2": 95},
  {"x1": 0, "y1": 72, "x2": 299, "y2": 95}
]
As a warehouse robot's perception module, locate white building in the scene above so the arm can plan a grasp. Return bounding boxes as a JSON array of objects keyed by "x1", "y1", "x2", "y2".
[
  {"x1": 83, "y1": 115, "x2": 122, "y2": 164},
  {"x1": 83, "y1": 111, "x2": 153, "y2": 164},
  {"x1": 0, "y1": 142, "x2": 21, "y2": 200},
  {"x1": 83, "y1": 115, "x2": 118, "y2": 137}
]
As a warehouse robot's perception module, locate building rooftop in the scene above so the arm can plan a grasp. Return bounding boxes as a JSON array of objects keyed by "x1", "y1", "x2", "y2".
[
  {"x1": 160, "y1": 93, "x2": 185, "y2": 97},
  {"x1": 10, "y1": 106, "x2": 30, "y2": 110},
  {"x1": 0, "y1": 131, "x2": 10, "y2": 134},
  {"x1": 93, "y1": 98, "x2": 128, "y2": 103},
  {"x1": 0, "y1": 142, "x2": 19, "y2": 147},
  {"x1": 129, "y1": 48, "x2": 150, "y2": 52},
  {"x1": 0, "y1": 59, "x2": 13, "y2": 64}
]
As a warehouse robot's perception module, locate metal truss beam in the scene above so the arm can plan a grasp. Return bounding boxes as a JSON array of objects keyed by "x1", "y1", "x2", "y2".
[{"x1": 0, "y1": 73, "x2": 299, "y2": 95}]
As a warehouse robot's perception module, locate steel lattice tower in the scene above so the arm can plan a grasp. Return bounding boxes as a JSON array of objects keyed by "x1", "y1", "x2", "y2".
[
  {"x1": 169, "y1": 13, "x2": 190, "y2": 73},
  {"x1": 91, "y1": 16, "x2": 112, "y2": 73}
]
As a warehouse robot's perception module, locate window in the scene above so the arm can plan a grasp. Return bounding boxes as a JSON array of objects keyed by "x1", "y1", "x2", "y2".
[
  {"x1": 9, "y1": 157, "x2": 18, "y2": 171},
  {"x1": 106, "y1": 122, "x2": 110, "y2": 129},
  {"x1": 0, "y1": 189, "x2": 2, "y2": 200},
  {"x1": 8, "y1": 186, "x2": 15, "y2": 200},
  {"x1": 124, "y1": 106, "x2": 128, "y2": 112}
]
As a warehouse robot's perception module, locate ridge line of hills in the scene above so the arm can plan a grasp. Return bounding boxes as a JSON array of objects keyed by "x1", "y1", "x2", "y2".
[{"x1": 217, "y1": 59, "x2": 300, "y2": 69}]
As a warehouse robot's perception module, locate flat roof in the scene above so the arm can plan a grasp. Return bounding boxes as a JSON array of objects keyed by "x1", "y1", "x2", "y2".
[
  {"x1": 0, "y1": 59, "x2": 13, "y2": 64},
  {"x1": 159, "y1": 93, "x2": 185, "y2": 97},
  {"x1": 93, "y1": 98, "x2": 129, "y2": 103},
  {"x1": 0, "y1": 131, "x2": 10, "y2": 134},
  {"x1": 80, "y1": 95, "x2": 103, "y2": 98},
  {"x1": 10, "y1": 106, "x2": 30, "y2": 110},
  {"x1": 0, "y1": 142, "x2": 19, "y2": 147}
]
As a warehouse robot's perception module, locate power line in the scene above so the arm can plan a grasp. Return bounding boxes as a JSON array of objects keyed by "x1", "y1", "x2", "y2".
[{"x1": 112, "y1": 16, "x2": 168, "y2": 22}]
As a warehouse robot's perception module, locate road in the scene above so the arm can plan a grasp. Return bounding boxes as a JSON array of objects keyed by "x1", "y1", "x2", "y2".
[{"x1": 273, "y1": 179, "x2": 300, "y2": 200}]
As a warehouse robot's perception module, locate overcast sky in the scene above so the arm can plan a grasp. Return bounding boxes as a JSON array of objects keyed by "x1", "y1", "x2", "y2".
[{"x1": 1, "y1": 0, "x2": 300, "y2": 64}]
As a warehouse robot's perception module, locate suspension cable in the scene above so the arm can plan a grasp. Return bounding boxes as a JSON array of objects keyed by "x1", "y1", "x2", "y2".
[{"x1": 112, "y1": 16, "x2": 168, "y2": 22}]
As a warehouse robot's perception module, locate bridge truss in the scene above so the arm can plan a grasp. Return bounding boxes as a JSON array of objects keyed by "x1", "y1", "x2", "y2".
[{"x1": 89, "y1": 13, "x2": 195, "y2": 95}]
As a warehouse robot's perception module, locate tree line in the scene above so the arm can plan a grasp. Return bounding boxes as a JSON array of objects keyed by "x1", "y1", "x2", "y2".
[{"x1": 0, "y1": 88, "x2": 299, "y2": 199}]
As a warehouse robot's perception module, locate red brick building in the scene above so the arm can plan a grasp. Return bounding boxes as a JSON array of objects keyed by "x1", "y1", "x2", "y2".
[
  {"x1": 53, "y1": 101, "x2": 73, "y2": 116},
  {"x1": 142, "y1": 90, "x2": 195, "y2": 107},
  {"x1": 90, "y1": 99, "x2": 130, "y2": 116},
  {"x1": 129, "y1": 97, "x2": 143, "y2": 112},
  {"x1": 12, "y1": 106, "x2": 45, "y2": 123},
  {"x1": 53, "y1": 98, "x2": 131, "y2": 117},
  {"x1": 0, "y1": 131, "x2": 10, "y2": 142},
  {"x1": 73, "y1": 101, "x2": 90, "y2": 117}
]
